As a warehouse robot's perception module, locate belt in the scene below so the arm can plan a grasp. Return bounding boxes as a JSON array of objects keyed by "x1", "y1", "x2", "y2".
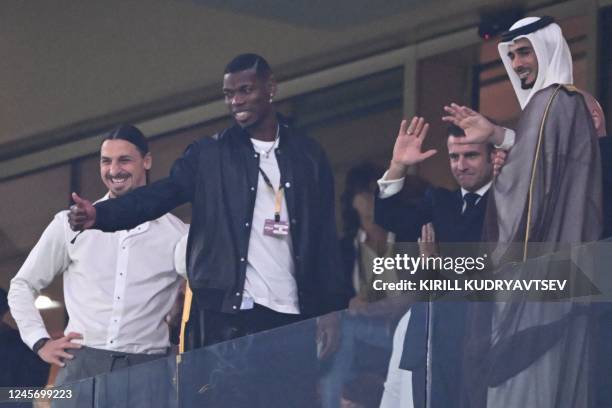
[{"x1": 75, "y1": 346, "x2": 169, "y2": 370}]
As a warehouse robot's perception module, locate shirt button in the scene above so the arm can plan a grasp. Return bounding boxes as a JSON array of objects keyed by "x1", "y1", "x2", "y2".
[
  {"x1": 291, "y1": 218, "x2": 297, "y2": 224},
  {"x1": 122, "y1": 246, "x2": 126, "y2": 250},
  {"x1": 254, "y1": 153, "x2": 259, "y2": 158},
  {"x1": 245, "y1": 222, "x2": 250, "y2": 227},
  {"x1": 110, "y1": 340, "x2": 114, "y2": 344},
  {"x1": 117, "y1": 296, "x2": 120, "y2": 300},
  {"x1": 240, "y1": 257, "x2": 245, "y2": 262},
  {"x1": 276, "y1": 149, "x2": 281, "y2": 154},
  {"x1": 250, "y1": 186, "x2": 255, "y2": 191},
  {"x1": 235, "y1": 292, "x2": 240, "y2": 296},
  {"x1": 232, "y1": 306, "x2": 237, "y2": 310},
  {"x1": 285, "y1": 182, "x2": 291, "y2": 188}
]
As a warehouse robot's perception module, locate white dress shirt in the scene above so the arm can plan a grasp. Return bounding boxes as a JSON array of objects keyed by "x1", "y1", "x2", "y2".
[
  {"x1": 380, "y1": 309, "x2": 414, "y2": 407},
  {"x1": 8, "y1": 195, "x2": 188, "y2": 354}
]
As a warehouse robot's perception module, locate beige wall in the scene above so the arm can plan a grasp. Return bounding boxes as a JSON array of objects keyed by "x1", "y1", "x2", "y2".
[
  {"x1": 417, "y1": 46, "x2": 478, "y2": 190},
  {"x1": 1, "y1": 0, "x2": 519, "y2": 148},
  {"x1": 306, "y1": 105, "x2": 403, "y2": 229}
]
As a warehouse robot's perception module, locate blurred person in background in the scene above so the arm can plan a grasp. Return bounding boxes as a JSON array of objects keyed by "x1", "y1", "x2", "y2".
[{"x1": 0, "y1": 287, "x2": 49, "y2": 388}]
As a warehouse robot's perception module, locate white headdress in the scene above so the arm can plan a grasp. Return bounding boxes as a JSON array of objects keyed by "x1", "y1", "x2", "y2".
[{"x1": 498, "y1": 16, "x2": 573, "y2": 109}]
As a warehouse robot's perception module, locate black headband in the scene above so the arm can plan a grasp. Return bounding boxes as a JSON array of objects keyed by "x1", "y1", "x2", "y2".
[{"x1": 500, "y1": 16, "x2": 555, "y2": 42}]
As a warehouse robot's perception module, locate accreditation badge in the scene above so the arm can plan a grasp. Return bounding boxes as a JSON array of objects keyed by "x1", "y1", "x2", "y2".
[{"x1": 263, "y1": 219, "x2": 290, "y2": 236}]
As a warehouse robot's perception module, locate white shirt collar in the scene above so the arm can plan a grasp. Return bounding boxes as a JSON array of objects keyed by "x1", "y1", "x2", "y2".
[
  {"x1": 461, "y1": 180, "x2": 492, "y2": 200},
  {"x1": 94, "y1": 192, "x2": 111, "y2": 204}
]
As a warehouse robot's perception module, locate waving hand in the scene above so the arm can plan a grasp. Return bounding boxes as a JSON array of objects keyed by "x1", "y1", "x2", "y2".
[{"x1": 391, "y1": 116, "x2": 437, "y2": 170}]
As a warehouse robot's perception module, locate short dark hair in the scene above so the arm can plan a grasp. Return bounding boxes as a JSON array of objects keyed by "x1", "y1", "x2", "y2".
[
  {"x1": 448, "y1": 115, "x2": 499, "y2": 154},
  {"x1": 447, "y1": 123, "x2": 494, "y2": 155},
  {"x1": 447, "y1": 124, "x2": 465, "y2": 137},
  {"x1": 101, "y1": 124, "x2": 149, "y2": 157},
  {"x1": 224, "y1": 53, "x2": 272, "y2": 78}
]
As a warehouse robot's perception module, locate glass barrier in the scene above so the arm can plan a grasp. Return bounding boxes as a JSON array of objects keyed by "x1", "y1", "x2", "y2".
[
  {"x1": 25, "y1": 240, "x2": 612, "y2": 408},
  {"x1": 93, "y1": 356, "x2": 177, "y2": 408}
]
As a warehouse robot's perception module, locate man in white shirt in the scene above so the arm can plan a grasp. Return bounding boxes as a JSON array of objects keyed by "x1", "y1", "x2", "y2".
[{"x1": 8, "y1": 125, "x2": 188, "y2": 386}]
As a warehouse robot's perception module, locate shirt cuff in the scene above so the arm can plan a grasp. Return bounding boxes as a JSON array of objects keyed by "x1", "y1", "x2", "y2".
[
  {"x1": 24, "y1": 328, "x2": 52, "y2": 351},
  {"x1": 494, "y1": 128, "x2": 516, "y2": 150},
  {"x1": 378, "y1": 172, "x2": 405, "y2": 199}
]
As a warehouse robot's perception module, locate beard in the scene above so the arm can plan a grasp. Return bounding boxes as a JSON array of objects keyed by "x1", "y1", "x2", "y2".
[
  {"x1": 520, "y1": 78, "x2": 535, "y2": 89},
  {"x1": 517, "y1": 72, "x2": 536, "y2": 89}
]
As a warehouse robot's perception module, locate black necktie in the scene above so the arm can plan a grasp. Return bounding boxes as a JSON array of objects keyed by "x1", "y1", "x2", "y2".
[{"x1": 463, "y1": 192, "x2": 480, "y2": 213}]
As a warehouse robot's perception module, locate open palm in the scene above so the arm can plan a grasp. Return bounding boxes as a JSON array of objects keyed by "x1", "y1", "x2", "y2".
[
  {"x1": 442, "y1": 103, "x2": 495, "y2": 144},
  {"x1": 392, "y1": 117, "x2": 437, "y2": 166}
]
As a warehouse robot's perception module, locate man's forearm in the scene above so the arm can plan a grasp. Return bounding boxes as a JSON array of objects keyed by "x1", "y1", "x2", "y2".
[
  {"x1": 385, "y1": 161, "x2": 408, "y2": 180},
  {"x1": 8, "y1": 278, "x2": 51, "y2": 350},
  {"x1": 94, "y1": 177, "x2": 187, "y2": 232}
]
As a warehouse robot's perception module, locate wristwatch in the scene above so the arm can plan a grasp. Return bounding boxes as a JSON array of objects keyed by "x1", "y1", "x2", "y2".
[{"x1": 33, "y1": 337, "x2": 50, "y2": 354}]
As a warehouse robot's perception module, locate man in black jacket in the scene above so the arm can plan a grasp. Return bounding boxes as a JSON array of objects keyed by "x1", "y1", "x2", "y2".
[{"x1": 69, "y1": 54, "x2": 347, "y2": 351}]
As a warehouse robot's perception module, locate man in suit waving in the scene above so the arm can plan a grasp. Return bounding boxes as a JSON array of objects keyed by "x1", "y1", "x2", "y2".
[
  {"x1": 375, "y1": 116, "x2": 494, "y2": 243},
  {"x1": 375, "y1": 116, "x2": 495, "y2": 408}
]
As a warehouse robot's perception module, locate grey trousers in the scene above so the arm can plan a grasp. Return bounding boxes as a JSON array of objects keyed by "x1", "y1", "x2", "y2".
[
  {"x1": 55, "y1": 346, "x2": 167, "y2": 386},
  {"x1": 52, "y1": 347, "x2": 171, "y2": 408}
]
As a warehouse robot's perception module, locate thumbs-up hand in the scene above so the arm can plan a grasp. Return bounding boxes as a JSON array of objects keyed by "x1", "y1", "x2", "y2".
[{"x1": 68, "y1": 192, "x2": 96, "y2": 231}]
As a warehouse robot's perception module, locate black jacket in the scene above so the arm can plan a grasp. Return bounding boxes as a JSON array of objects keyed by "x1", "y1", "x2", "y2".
[{"x1": 94, "y1": 117, "x2": 348, "y2": 315}]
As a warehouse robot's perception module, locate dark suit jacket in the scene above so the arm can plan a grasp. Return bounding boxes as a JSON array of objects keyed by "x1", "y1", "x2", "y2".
[
  {"x1": 375, "y1": 186, "x2": 489, "y2": 408},
  {"x1": 375, "y1": 186, "x2": 488, "y2": 243}
]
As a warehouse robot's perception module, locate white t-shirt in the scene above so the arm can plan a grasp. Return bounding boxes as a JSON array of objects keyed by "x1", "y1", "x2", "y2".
[{"x1": 244, "y1": 137, "x2": 299, "y2": 314}]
